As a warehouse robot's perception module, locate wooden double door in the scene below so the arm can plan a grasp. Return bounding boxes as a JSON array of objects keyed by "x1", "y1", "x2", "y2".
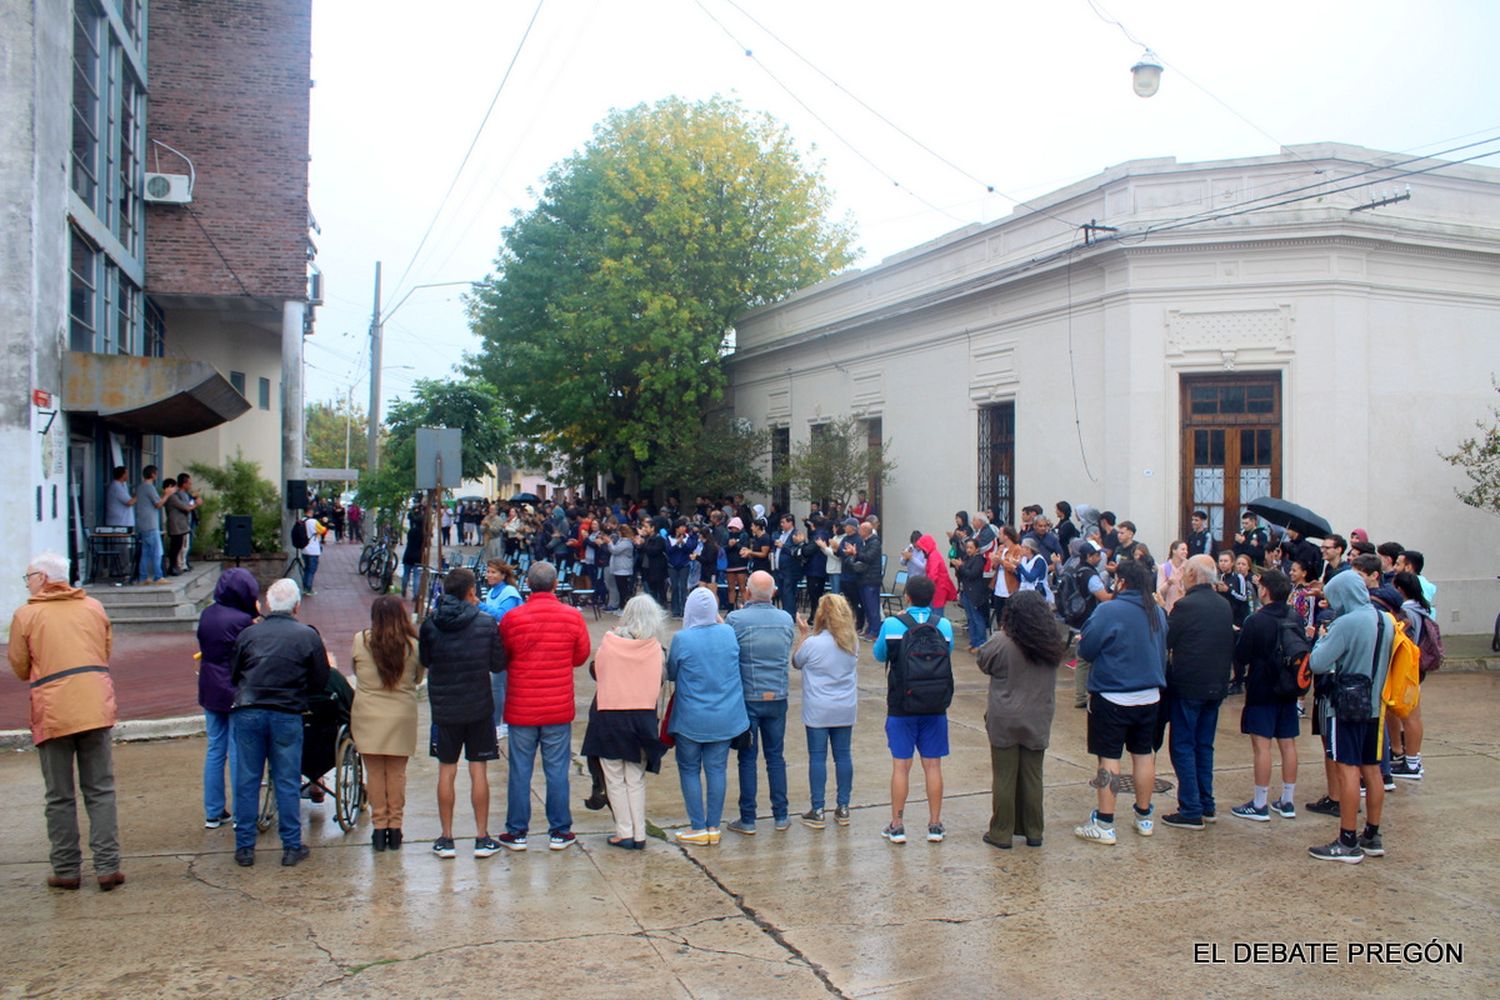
[{"x1": 1179, "y1": 373, "x2": 1282, "y2": 547}]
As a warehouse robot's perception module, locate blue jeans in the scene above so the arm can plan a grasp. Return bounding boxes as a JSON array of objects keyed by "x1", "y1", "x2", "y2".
[
  {"x1": 960, "y1": 594, "x2": 988, "y2": 645},
  {"x1": 806, "y1": 725, "x2": 853, "y2": 811},
  {"x1": 1168, "y1": 696, "x2": 1221, "y2": 820},
  {"x1": 490, "y1": 672, "x2": 508, "y2": 728},
  {"x1": 506, "y1": 723, "x2": 572, "y2": 835},
  {"x1": 669, "y1": 564, "x2": 691, "y2": 616},
  {"x1": 137, "y1": 529, "x2": 163, "y2": 582},
  {"x1": 232, "y1": 708, "x2": 303, "y2": 850},
  {"x1": 402, "y1": 563, "x2": 424, "y2": 597},
  {"x1": 301, "y1": 554, "x2": 319, "y2": 592},
  {"x1": 737, "y1": 699, "x2": 788, "y2": 825},
  {"x1": 860, "y1": 584, "x2": 882, "y2": 636},
  {"x1": 204, "y1": 710, "x2": 233, "y2": 821},
  {"x1": 676, "y1": 738, "x2": 731, "y2": 830}
]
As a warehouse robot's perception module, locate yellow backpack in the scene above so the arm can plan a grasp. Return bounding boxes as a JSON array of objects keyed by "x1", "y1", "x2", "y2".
[{"x1": 1381, "y1": 613, "x2": 1421, "y2": 719}]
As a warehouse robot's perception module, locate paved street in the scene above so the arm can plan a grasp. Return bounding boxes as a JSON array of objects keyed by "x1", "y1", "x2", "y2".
[{"x1": 2, "y1": 544, "x2": 1497, "y2": 997}]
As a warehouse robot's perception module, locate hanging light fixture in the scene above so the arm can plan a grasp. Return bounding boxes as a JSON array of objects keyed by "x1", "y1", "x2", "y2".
[{"x1": 1131, "y1": 48, "x2": 1163, "y2": 97}]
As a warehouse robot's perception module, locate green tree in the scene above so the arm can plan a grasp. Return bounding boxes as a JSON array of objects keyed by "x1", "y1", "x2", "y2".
[
  {"x1": 466, "y1": 95, "x2": 856, "y2": 486},
  {"x1": 641, "y1": 413, "x2": 772, "y2": 500},
  {"x1": 1441, "y1": 376, "x2": 1500, "y2": 514},
  {"x1": 778, "y1": 416, "x2": 894, "y2": 510},
  {"x1": 304, "y1": 398, "x2": 370, "y2": 477},
  {"x1": 356, "y1": 378, "x2": 510, "y2": 522}
]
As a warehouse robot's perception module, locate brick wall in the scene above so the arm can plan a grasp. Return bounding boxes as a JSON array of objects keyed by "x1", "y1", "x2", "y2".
[{"x1": 145, "y1": 0, "x2": 312, "y2": 300}]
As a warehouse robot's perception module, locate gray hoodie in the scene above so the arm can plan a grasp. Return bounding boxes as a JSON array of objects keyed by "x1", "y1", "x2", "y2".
[{"x1": 1308, "y1": 571, "x2": 1393, "y2": 719}]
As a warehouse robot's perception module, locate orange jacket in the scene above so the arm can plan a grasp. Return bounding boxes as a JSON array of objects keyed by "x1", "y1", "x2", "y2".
[{"x1": 8, "y1": 583, "x2": 117, "y2": 744}]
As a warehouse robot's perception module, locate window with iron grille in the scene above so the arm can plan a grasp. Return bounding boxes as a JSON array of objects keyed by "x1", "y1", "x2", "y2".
[{"x1": 977, "y1": 403, "x2": 1015, "y2": 527}]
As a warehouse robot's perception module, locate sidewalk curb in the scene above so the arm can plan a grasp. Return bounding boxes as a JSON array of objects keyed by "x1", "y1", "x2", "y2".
[{"x1": 3, "y1": 715, "x2": 204, "y2": 752}]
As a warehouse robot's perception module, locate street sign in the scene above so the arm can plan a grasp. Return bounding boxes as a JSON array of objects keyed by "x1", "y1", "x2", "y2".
[
  {"x1": 414, "y1": 427, "x2": 461, "y2": 490},
  {"x1": 32, "y1": 389, "x2": 51, "y2": 408}
]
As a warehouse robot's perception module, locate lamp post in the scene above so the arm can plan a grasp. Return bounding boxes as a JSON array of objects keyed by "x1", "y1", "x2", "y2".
[{"x1": 1131, "y1": 49, "x2": 1163, "y2": 97}]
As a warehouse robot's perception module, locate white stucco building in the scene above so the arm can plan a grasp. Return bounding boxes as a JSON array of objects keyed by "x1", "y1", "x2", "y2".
[{"x1": 730, "y1": 143, "x2": 1500, "y2": 633}]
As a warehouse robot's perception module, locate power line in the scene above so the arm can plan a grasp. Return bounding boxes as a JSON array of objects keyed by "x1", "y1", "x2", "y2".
[
  {"x1": 385, "y1": 0, "x2": 546, "y2": 306},
  {"x1": 714, "y1": 0, "x2": 1079, "y2": 231},
  {"x1": 690, "y1": 0, "x2": 967, "y2": 225},
  {"x1": 1083, "y1": 0, "x2": 1307, "y2": 162}
]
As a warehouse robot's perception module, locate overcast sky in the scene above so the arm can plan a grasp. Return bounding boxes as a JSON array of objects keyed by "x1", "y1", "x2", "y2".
[{"x1": 303, "y1": 0, "x2": 1500, "y2": 411}]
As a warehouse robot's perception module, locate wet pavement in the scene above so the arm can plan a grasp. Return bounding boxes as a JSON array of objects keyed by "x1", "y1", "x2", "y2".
[{"x1": 2, "y1": 547, "x2": 1497, "y2": 997}]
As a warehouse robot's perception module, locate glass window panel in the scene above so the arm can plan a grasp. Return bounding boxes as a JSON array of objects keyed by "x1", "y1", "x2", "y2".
[
  {"x1": 259, "y1": 377, "x2": 271, "y2": 410},
  {"x1": 1210, "y1": 429, "x2": 1226, "y2": 466},
  {"x1": 229, "y1": 371, "x2": 246, "y2": 397},
  {"x1": 1258, "y1": 429, "x2": 1272, "y2": 461},
  {"x1": 1221, "y1": 386, "x2": 1246, "y2": 413},
  {"x1": 69, "y1": 232, "x2": 97, "y2": 352},
  {"x1": 1190, "y1": 387, "x2": 1217, "y2": 415},
  {"x1": 71, "y1": 5, "x2": 102, "y2": 208},
  {"x1": 1194, "y1": 429, "x2": 1207, "y2": 465},
  {"x1": 116, "y1": 275, "x2": 138, "y2": 354},
  {"x1": 1247, "y1": 384, "x2": 1275, "y2": 414},
  {"x1": 1193, "y1": 468, "x2": 1226, "y2": 504},
  {"x1": 1240, "y1": 467, "x2": 1273, "y2": 505}
]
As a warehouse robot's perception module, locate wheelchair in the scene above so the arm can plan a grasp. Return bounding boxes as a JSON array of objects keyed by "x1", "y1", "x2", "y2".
[{"x1": 257, "y1": 673, "x2": 365, "y2": 833}]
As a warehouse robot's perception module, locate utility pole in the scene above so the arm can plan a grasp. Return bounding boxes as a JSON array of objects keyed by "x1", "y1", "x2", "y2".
[
  {"x1": 366, "y1": 260, "x2": 383, "y2": 472},
  {"x1": 342, "y1": 382, "x2": 353, "y2": 497}
]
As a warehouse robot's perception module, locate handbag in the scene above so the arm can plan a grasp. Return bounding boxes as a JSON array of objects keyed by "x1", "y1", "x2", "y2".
[
  {"x1": 1332, "y1": 611, "x2": 1382, "y2": 722},
  {"x1": 658, "y1": 691, "x2": 676, "y2": 748}
]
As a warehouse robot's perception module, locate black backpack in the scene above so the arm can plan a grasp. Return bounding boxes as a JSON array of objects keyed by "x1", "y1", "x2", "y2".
[
  {"x1": 1055, "y1": 564, "x2": 1098, "y2": 628},
  {"x1": 887, "y1": 612, "x2": 954, "y2": 716},
  {"x1": 1270, "y1": 611, "x2": 1313, "y2": 700},
  {"x1": 291, "y1": 519, "x2": 310, "y2": 550}
]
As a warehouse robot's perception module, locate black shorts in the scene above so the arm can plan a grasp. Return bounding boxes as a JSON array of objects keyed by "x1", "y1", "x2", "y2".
[
  {"x1": 431, "y1": 717, "x2": 499, "y2": 764},
  {"x1": 1325, "y1": 715, "x2": 1383, "y2": 766},
  {"x1": 1086, "y1": 694, "x2": 1159, "y2": 759}
]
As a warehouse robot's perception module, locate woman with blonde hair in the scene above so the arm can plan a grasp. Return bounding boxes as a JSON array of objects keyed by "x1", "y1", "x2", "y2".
[
  {"x1": 581, "y1": 594, "x2": 668, "y2": 849},
  {"x1": 794, "y1": 593, "x2": 859, "y2": 829},
  {"x1": 350, "y1": 595, "x2": 424, "y2": 851}
]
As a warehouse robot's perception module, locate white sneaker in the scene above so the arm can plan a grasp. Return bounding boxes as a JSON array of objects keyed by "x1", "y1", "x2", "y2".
[
  {"x1": 1074, "y1": 811, "x2": 1117, "y2": 846},
  {"x1": 1133, "y1": 806, "x2": 1154, "y2": 836}
]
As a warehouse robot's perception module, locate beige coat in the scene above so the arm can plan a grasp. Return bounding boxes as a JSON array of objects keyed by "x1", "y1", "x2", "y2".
[
  {"x1": 8, "y1": 583, "x2": 117, "y2": 744},
  {"x1": 349, "y1": 631, "x2": 424, "y2": 757}
]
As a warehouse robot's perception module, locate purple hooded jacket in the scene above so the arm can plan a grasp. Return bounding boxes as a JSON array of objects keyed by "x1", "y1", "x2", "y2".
[{"x1": 197, "y1": 568, "x2": 260, "y2": 713}]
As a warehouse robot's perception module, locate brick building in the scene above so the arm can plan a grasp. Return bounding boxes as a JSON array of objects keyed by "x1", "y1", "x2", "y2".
[{"x1": 0, "y1": 0, "x2": 316, "y2": 637}]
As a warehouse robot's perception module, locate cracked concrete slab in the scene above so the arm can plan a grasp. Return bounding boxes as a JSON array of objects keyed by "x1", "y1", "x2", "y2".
[{"x1": 1, "y1": 660, "x2": 1495, "y2": 997}]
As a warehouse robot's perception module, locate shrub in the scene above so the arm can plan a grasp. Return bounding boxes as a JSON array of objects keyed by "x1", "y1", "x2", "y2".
[{"x1": 189, "y1": 452, "x2": 284, "y2": 555}]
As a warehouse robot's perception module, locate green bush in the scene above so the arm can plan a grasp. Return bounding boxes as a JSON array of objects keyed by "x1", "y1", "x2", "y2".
[{"x1": 189, "y1": 452, "x2": 284, "y2": 555}]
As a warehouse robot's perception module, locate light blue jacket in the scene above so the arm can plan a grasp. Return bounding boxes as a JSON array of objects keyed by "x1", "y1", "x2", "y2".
[
  {"x1": 479, "y1": 583, "x2": 522, "y2": 623},
  {"x1": 725, "y1": 600, "x2": 795, "y2": 702},
  {"x1": 1309, "y1": 571, "x2": 1393, "y2": 719},
  {"x1": 666, "y1": 624, "x2": 749, "y2": 742}
]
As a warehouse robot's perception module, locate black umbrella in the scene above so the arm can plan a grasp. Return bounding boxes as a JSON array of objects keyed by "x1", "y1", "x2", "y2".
[
  {"x1": 508, "y1": 492, "x2": 541, "y2": 504},
  {"x1": 1244, "y1": 497, "x2": 1332, "y2": 539}
]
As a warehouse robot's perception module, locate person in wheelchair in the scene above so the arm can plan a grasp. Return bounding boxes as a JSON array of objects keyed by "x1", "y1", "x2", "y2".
[
  {"x1": 230, "y1": 578, "x2": 330, "y2": 869},
  {"x1": 301, "y1": 663, "x2": 354, "y2": 804}
]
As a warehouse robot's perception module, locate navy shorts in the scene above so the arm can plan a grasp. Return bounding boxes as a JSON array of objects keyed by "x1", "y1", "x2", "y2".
[
  {"x1": 1325, "y1": 715, "x2": 1382, "y2": 766},
  {"x1": 431, "y1": 717, "x2": 499, "y2": 764},
  {"x1": 1241, "y1": 702, "x2": 1300, "y2": 740},
  {"x1": 885, "y1": 714, "x2": 949, "y2": 759}
]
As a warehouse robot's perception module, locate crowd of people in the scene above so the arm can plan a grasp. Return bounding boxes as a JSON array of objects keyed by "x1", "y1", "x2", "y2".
[{"x1": 9, "y1": 489, "x2": 1444, "y2": 889}]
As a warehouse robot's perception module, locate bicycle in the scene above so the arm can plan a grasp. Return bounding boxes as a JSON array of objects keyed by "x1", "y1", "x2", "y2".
[{"x1": 364, "y1": 531, "x2": 398, "y2": 593}]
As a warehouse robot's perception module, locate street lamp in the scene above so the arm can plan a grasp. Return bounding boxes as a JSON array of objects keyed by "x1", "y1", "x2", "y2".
[{"x1": 1131, "y1": 49, "x2": 1163, "y2": 97}]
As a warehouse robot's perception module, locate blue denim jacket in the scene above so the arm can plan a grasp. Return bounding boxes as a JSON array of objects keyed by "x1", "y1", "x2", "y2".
[{"x1": 725, "y1": 600, "x2": 795, "y2": 702}]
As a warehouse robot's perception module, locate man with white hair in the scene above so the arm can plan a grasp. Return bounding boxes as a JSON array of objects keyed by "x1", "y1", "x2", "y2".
[
  {"x1": 1161, "y1": 555, "x2": 1234, "y2": 831},
  {"x1": 229, "y1": 578, "x2": 331, "y2": 867},
  {"x1": 725, "y1": 570, "x2": 796, "y2": 835},
  {"x1": 9, "y1": 552, "x2": 122, "y2": 891}
]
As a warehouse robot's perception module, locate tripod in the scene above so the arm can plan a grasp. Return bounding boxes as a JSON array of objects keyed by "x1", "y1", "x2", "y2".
[{"x1": 282, "y1": 549, "x2": 307, "y2": 585}]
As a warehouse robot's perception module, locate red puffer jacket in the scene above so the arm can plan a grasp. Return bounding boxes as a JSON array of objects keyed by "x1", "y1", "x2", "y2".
[{"x1": 499, "y1": 592, "x2": 591, "y2": 726}]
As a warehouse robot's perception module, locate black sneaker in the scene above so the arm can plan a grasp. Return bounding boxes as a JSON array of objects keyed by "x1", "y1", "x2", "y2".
[
  {"x1": 1305, "y1": 795, "x2": 1341, "y2": 817},
  {"x1": 281, "y1": 845, "x2": 310, "y2": 867},
  {"x1": 432, "y1": 836, "x2": 457, "y2": 859},
  {"x1": 800, "y1": 809, "x2": 825, "y2": 830},
  {"x1": 1390, "y1": 760, "x2": 1424, "y2": 781},
  {"x1": 234, "y1": 847, "x2": 255, "y2": 867},
  {"x1": 1161, "y1": 812, "x2": 1205, "y2": 830},
  {"x1": 474, "y1": 836, "x2": 501, "y2": 858},
  {"x1": 1358, "y1": 831, "x2": 1385, "y2": 857}
]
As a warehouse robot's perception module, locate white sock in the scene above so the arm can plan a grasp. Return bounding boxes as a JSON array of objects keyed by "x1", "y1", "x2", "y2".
[
  {"x1": 1280, "y1": 783, "x2": 1295, "y2": 804},
  {"x1": 1408, "y1": 754, "x2": 1421, "y2": 769},
  {"x1": 1252, "y1": 785, "x2": 1269, "y2": 809}
]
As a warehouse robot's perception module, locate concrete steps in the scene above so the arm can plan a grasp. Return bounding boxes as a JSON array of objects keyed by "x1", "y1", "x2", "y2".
[{"x1": 88, "y1": 563, "x2": 220, "y2": 634}]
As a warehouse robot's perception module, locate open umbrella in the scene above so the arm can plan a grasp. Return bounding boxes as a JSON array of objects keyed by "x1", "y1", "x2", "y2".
[
  {"x1": 507, "y1": 492, "x2": 540, "y2": 504},
  {"x1": 1244, "y1": 497, "x2": 1332, "y2": 539}
]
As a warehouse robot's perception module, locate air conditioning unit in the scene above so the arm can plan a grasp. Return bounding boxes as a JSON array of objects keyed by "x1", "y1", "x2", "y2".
[{"x1": 143, "y1": 172, "x2": 192, "y2": 204}]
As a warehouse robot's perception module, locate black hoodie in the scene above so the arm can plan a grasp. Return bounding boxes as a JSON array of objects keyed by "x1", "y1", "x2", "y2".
[{"x1": 419, "y1": 595, "x2": 506, "y2": 725}]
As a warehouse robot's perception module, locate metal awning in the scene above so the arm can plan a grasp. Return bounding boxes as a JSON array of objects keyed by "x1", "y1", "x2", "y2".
[{"x1": 62, "y1": 351, "x2": 252, "y2": 436}]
